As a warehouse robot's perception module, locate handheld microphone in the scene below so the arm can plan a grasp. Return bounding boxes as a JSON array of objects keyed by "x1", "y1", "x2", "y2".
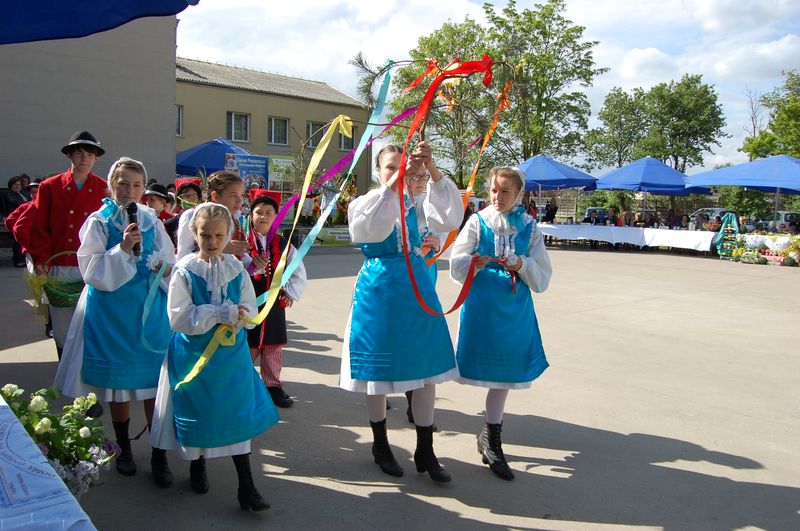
[{"x1": 125, "y1": 202, "x2": 141, "y2": 256}]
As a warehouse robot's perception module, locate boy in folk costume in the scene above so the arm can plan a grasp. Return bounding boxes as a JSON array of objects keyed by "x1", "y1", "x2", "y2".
[
  {"x1": 28, "y1": 131, "x2": 108, "y2": 359},
  {"x1": 245, "y1": 189, "x2": 307, "y2": 407}
]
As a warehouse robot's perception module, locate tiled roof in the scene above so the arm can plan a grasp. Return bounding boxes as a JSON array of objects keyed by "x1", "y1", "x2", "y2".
[{"x1": 176, "y1": 57, "x2": 365, "y2": 108}]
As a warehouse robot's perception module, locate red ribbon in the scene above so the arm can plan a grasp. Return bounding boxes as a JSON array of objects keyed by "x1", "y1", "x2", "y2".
[
  {"x1": 402, "y1": 59, "x2": 439, "y2": 94},
  {"x1": 396, "y1": 56, "x2": 500, "y2": 316}
]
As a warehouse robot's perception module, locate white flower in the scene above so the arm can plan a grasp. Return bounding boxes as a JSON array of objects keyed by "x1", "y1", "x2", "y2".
[
  {"x1": 2, "y1": 383, "x2": 19, "y2": 395},
  {"x1": 78, "y1": 427, "x2": 91, "y2": 439},
  {"x1": 34, "y1": 417, "x2": 52, "y2": 434},
  {"x1": 86, "y1": 392, "x2": 97, "y2": 404},
  {"x1": 29, "y1": 395, "x2": 48, "y2": 412}
]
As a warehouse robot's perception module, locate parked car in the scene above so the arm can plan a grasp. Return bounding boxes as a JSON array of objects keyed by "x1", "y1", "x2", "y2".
[
  {"x1": 760, "y1": 210, "x2": 800, "y2": 233},
  {"x1": 687, "y1": 208, "x2": 739, "y2": 222}
]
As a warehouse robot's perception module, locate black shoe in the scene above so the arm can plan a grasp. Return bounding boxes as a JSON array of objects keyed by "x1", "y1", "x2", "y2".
[
  {"x1": 190, "y1": 457, "x2": 209, "y2": 493},
  {"x1": 233, "y1": 453, "x2": 270, "y2": 511},
  {"x1": 268, "y1": 386, "x2": 294, "y2": 408},
  {"x1": 478, "y1": 422, "x2": 514, "y2": 481},
  {"x1": 413, "y1": 425, "x2": 450, "y2": 483},
  {"x1": 112, "y1": 419, "x2": 137, "y2": 476},
  {"x1": 369, "y1": 419, "x2": 403, "y2": 477},
  {"x1": 151, "y1": 448, "x2": 173, "y2": 487}
]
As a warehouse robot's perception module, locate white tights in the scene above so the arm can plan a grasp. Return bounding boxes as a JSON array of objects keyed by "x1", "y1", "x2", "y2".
[
  {"x1": 484, "y1": 388, "x2": 509, "y2": 424},
  {"x1": 366, "y1": 384, "x2": 437, "y2": 426}
]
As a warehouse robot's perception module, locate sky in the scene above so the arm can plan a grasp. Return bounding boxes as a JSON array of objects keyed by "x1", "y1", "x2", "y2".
[{"x1": 175, "y1": 0, "x2": 800, "y2": 175}]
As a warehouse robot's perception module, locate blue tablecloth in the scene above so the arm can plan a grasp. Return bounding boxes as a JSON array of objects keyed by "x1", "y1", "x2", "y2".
[{"x1": 0, "y1": 396, "x2": 96, "y2": 530}]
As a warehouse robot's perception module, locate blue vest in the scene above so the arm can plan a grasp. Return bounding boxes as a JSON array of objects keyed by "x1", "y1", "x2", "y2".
[
  {"x1": 82, "y1": 215, "x2": 170, "y2": 389},
  {"x1": 348, "y1": 204, "x2": 455, "y2": 382},
  {"x1": 456, "y1": 212, "x2": 548, "y2": 383},
  {"x1": 168, "y1": 269, "x2": 279, "y2": 448}
]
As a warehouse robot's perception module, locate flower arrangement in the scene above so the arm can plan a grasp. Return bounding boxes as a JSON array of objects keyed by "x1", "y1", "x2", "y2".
[{"x1": 1, "y1": 383, "x2": 116, "y2": 498}]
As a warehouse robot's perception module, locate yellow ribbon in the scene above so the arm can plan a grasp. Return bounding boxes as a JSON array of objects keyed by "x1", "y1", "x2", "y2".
[
  {"x1": 174, "y1": 115, "x2": 352, "y2": 388},
  {"x1": 242, "y1": 115, "x2": 351, "y2": 327},
  {"x1": 174, "y1": 324, "x2": 236, "y2": 390}
]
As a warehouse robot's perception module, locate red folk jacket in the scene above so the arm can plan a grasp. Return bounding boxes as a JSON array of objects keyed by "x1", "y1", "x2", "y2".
[
  {"x1": 4, "y1": 201, "x2": 35, "y2": 254},
  {"x1": 28, "y1": 170, "x2": 108, "y2": 268}
]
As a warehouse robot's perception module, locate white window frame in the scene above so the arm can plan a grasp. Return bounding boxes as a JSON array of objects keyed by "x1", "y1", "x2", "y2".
[
  {"x1": 306, "y1": 121, "x2": 325, "y2": 148},
  {"x1": 175, "y1": 104, "x2": 183, "y2": 137},
  {"x1": 226, "y1": 111, "x2": 250, "y2": 142},
  {"x1": 268, "y1": 116, "x2": 289, "y2": 145},
  {"x1": 339, "y1": 126, "x2": 356, "y2": 151}
]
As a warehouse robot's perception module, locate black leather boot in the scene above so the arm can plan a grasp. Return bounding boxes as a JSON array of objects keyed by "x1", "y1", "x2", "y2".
[
  {"x1": 413, "y1": 425, "x2": 450, "y2": 483},
  {"x1": 189, "y1": 456, "x2": 209, "y2": 493},
  {"x1": 369, "y1": 419, "x2": 403, "y2": 477},
  {"x1": 151, "y1": 448, "x2": 173, "y2": 487},
  {"x1": 112, "y1": 419, "x2": 136, "y2": 476},
  {"x1": 232, "y1": 453, "x2": 269, "y2": 511},
  {"x1": 478, "y1": 422, "x2": 514, "y2": 481}
]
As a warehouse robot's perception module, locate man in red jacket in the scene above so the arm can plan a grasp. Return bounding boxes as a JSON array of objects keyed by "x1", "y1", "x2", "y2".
[{"x1": 29, "y1": 131, "x2": 108, "y2": 359}]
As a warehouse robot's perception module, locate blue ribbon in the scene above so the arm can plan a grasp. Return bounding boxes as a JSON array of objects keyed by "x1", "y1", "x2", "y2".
[{"x1": 141, "y1": 261, "x2": 168, "y2": 354}]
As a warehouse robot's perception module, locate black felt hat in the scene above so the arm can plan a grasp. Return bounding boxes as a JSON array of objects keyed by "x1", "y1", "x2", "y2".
[
  {"x1": 61, "y1": 131, "x2": 105, "y2": 156},
  {"x1": 143, "y1": 183, "x2": 169, "y2": 199}
]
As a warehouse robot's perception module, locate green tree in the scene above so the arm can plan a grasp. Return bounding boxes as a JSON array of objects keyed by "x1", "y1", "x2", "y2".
[
  {"x1": 584, "y1": 87, "x2": 647, "y2": 169},
  {"x1": 718, "y1": 187, "x2": 770, "y2": 217},
  {"x1": 385, "y1": 18, "x2": 497, "y2": 188},
  {"x1": 635, "y1": 74, "x2": 728, "y2": 172},
  {"x1": 483, "y1": 0, "x2": 607, "y2": 162}
]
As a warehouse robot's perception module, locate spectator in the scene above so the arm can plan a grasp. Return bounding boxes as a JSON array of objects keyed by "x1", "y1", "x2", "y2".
[
  {"x1": 142, "y1": 183, "x2": 174, "y2": 223},
  {"x1": 738, "y1": 215, "x2": 749, "y2": 234},
  {"x1": 633, "y1": 212, "x2": 645, "y2": 228},
  {"x1": 678, "y1": 214, "x2": 690, "y2": 230},
  {"x1": 543, "y1": 199, "x2": 558, "y2": 223},
  {"x1": 582, "y1": 210, "x2": 601, "y2": 249},
  {"x1": 618, "y1": 211, "x2": 632, "y2": 227},
  {"x1": 607, "y1": 208, "x2": 617, "y2": 226},
  {"x1": 166, "y1": 182, "x2": 176, "y2": 195}
]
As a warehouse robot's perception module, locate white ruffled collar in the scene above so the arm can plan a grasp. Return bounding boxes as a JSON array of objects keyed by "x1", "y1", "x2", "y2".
[
  {"x1": 478, "y1": 205, "x2": 534, "y2": 258},
  {"x1": 177, "y1": 253, "x2": 243, "y2": 305},
  {"x1": 101, "y1": 201, "x2": 158, "y2": 233}
]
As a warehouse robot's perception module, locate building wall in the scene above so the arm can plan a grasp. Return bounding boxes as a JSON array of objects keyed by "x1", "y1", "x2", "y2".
[
  {"x1": 176, "y1": 82, "x2": 372, "y2": 194},
  {"x1": 0, "y1": 17, "x2": 177, "y2": 183}
]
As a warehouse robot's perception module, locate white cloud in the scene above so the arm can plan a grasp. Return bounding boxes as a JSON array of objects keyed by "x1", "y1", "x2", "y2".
[{"x1": 175, "y1": 0, "x2": 800, "y2": 170}]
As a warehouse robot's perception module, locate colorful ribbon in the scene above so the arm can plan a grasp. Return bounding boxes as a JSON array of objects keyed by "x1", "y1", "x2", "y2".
[
  {"x1": 141, "y1": 261, "x2": 168, "y2": 354},
  {"x1": 174, "y1": 324, "x2": 236, "y2": 390},
  {"x1": 395, "y1": 57, "x2": 510, "y2": 316}
]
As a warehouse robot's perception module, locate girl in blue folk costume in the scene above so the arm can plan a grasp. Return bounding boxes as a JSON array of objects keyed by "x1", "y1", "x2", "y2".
[
  {"x1": 450, "y1": 166, "x2": 552, "y2": 481},
  {"x1": 54, "y1": 157, "x2": 176, "y2": 484},
  {"x1": 340, "y1": 142, "x2": 462, "y2": 483},
  {"x1": 149, "y1": 202, "x2": 278, "y2": 512}
]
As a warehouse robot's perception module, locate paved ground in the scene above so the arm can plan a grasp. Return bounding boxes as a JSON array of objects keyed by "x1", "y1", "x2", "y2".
[{"x1": 1, "y1": 246, "x2": 799, "y2": 530}]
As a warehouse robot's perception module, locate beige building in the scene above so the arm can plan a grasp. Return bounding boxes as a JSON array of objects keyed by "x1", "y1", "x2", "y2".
[
  {"x1": 175, "y1": 58, "x2": 371, "y2": 199},
  {"x1": 0, "y1": 17, "x2": 178, "y2": 182}
]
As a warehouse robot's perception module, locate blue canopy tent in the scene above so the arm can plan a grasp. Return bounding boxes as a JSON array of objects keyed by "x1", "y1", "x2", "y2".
[
  {"x1": 2, "y1": 1, "x2": 199, "y2": 45},
  {"x1": 597, "y1": 156, "x2": 710, "y2": 195},
  {"x1": 176, "y1": 137, "x2": 254, "y2": 176},
  {"x1": 684, "y1": 154, "x2": 800, "y2": 194},
  {"x1": 518, "y1": 154, "x2": 597, "y2": 191},
  {"x1": 596, "y1": 156, "x2": 710, "y2": 213}
]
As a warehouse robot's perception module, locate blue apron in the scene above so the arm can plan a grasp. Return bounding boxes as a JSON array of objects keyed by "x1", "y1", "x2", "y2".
[
  {"x1": 348, "y1": 205, "x2": 455, "y2": 382},
  {"x1": 456, "y1": 213, "x2": 548, "y2": 383},
  {"x1": 82, "y1": 216, "x2": 170, "y2": 389},
  {"x1": 168, "y1": 270, "x2": 279, "y2": 448}
]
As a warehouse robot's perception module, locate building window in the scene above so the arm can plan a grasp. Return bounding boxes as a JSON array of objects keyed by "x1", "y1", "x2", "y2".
[
  {"x1": 306, "y1": 121, "x2": 324, "y2": 148},
  {"x1": 268, "y1": 117, "x2": 289, "y2": 145},
  {"x1": 175, "y1": 105, "x2": 183, "y2": 137},
  {"x1": 339, "y1": 126, "x2": 356, "y2": 151},
  {"x1": 226, "y1": 111, "x2": 250, "y2": 142}
]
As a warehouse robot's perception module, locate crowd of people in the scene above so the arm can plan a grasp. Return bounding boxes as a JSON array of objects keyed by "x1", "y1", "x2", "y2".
[{"x1": 4, "y1": 131, "x2": 553, "y2": 510}]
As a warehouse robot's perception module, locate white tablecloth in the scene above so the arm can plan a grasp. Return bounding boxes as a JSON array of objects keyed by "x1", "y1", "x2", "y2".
[
  {"x1": 741, "y1": 234, "x2": 795, "y2": 251},
  {"x1": 538, "y1": 224, "x2": 717, "y2": 251},
  {"x1": 0, "y1": 397, "x2": 96, "y2": 530}
]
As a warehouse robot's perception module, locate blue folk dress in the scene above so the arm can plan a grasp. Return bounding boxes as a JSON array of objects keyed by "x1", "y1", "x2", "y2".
[
  {"x1": 341, "y1": 184, "x2": 462, "y2": 395},
  {"x1": 451, "y1": 208, "x2": 551, "y2": 389},
  {"x1": 54, "y1": 202, "x2": 174, "y2": 401},
  {"x1": 152, "y1": 254, "x2": 279, "y2": 458}
]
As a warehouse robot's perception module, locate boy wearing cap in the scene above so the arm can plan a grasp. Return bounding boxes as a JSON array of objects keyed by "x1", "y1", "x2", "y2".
[
  {"x1": 143, "y1": 183, "x2": 174, "y2": 223},
  {"x1": 29, "y1": 131, "x2": 108, "y2": 359}
]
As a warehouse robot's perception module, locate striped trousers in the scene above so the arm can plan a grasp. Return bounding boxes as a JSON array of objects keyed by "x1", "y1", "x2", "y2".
[{"x1": 250, "y1": 345, "x2": 283, "y2": 387}]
